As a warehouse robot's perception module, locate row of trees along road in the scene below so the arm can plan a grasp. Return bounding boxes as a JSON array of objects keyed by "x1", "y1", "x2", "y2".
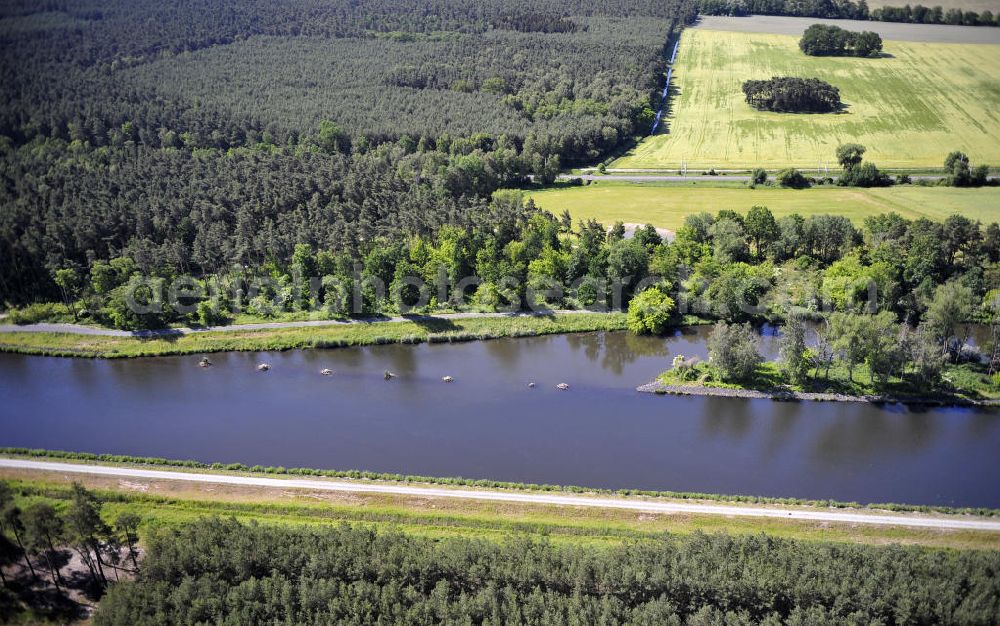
[{"x1": 699, "y1": 0, "x2": 1000, "y2": 27}]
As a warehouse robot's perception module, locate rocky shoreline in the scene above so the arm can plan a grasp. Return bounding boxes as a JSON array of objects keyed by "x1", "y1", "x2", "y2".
[{"x1": 636, "y1": 381, "x2": 1000, "y2": 408}]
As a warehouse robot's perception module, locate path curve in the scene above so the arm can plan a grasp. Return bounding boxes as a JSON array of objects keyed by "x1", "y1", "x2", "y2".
[{"x1": 3, "y1": 459, "x2": 998, "y2": 532}]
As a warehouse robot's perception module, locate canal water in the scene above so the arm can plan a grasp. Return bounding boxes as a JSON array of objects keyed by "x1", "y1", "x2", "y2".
[{"x1": 1, "y1": 329, "x2": 998, "y2": 507}]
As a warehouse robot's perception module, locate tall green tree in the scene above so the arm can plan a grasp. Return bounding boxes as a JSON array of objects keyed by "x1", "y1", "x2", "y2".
[
  {"x1": 23, "y1": 503, "x2": 65, "y2": 592},
  {"x1": 745, "y1": 206, "x2": 779, "y2": 261},
  {"x1": 66, "y1": 482, "x2": 112, "y2": 587},
  {"x1": 707, "y1": 321, "x2": 762, "y2": 382},
  {"x1": 779, "y1": 314, "x2": 810, "y2": 385}
]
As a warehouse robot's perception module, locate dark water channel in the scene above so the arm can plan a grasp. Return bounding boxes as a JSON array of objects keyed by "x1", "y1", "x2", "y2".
[{"x1": 1, "y1": 328, "x2": 997, "y2": 507}]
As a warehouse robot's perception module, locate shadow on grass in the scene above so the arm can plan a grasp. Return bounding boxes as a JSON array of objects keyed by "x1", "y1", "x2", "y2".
[{"x1": 400, "y1": 314, "x2": 460, "y2": 333}]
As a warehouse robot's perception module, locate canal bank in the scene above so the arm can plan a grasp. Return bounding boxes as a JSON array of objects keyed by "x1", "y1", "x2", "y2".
[{"x1": 1, "y1": 330, "x2": 998, "y2": 508}]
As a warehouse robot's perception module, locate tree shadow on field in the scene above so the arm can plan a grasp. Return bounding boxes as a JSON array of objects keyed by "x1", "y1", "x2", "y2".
[
  {"x1": 400, "y1": 314, "x2": 459, "y2": 333},
  {"x1": 134, "y1": 329, "x2": 183, "y2": 343},
  {"x1": 655, "y1": 83, "x2": 682, "y2": 135}
]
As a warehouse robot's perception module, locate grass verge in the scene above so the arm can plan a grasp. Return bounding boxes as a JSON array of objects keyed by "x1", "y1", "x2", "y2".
[
  {"x1": 4, "y1": 448, "x2": 998, "y2": 517},
  {"x1": 0, "y1": 312, "x2": 627, "y2": 358},
  {"x1": 4, "y1": 473, "x2": 999, "y2": 551}
]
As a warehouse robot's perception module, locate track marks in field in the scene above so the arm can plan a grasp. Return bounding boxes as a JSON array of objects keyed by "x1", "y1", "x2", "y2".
[{"x1": 615, "y1": 29, "x2": 1000, "y2": 169}]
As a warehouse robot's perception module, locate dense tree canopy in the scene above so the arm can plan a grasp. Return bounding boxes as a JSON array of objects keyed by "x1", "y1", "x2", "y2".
[
  {"x1": 742, "y1": 77, "x2": 842, "y2": 113},
  {"x1": 92, "y1": 517, "x2": 1000, "y2": 626},
  {"x1": 799, "y1": 24, "x2": 882, "y2": 58},
  {"x1": 0, "y1": 0, "x2": 704, "y2": 306}
]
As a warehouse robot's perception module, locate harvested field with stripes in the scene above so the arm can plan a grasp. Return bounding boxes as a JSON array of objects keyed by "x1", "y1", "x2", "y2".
[{"x1": 615, "y1": 24, "x2": 1000, "y2": 170}]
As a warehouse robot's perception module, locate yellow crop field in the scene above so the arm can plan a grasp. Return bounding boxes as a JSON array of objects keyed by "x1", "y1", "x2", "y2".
[{"x1": 614, "y1": 29, "x2": 1000, "y2": 170}]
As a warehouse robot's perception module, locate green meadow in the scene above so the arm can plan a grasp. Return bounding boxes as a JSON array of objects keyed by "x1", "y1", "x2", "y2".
[
  {"x1": 615, "y1": 29, "x2": 1000, "y2": 170},
  {"x1": 528, "y1": 182, "x2": 1000, "y2": 231}
]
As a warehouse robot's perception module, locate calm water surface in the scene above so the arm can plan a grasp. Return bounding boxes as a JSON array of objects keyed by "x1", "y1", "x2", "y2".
[{"x1": 1, "y1": 328, "x2": 998, "y2": 507}]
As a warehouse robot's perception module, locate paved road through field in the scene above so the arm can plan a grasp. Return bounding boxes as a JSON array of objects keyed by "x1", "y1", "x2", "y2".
[{"x1": 4, "y1": 459, "x2": 999, "y2": 532}]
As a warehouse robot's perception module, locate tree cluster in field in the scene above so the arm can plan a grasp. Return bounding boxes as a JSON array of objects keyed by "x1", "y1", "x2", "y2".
[
  {"x1": 742, "y1": 77, "x2": 842, "y2": 112},
  {"x1": 699, "y1": 0, "x2": 1000, "y2": 27},
  {"x1": 0, "y1": 481, "x2": 140, "y2": 621},
  {"x1": 89, "y1": 516, "x2": 1000, "y2": 625},
  {"x1": 834, "y1": 143, "x2": 893, "y2": 187},
  {"x1": 799, "y1": 24, "x2": 882, "y2": 57}
]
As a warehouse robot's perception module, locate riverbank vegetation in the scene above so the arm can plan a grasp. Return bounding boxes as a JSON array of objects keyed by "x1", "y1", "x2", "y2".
[
  {"x1": 660, "y1": 308, "x2": 1000, "y2": 402},
  {"x1": 88, "y1": 517, "x2": 1000, "y2": 625},
  {"x1": 0, "y1": 313, "x2": 627, "y2": 358}
]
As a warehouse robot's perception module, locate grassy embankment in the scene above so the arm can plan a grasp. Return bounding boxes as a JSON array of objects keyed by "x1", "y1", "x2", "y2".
[
  {"x1": 0, "y1": 312, "x2": 627, "y2": 358},
  {"x1": 4, "y1": 447, "x2": 1000, "y2": 513},
  {"x1": 614, "y1": 28, "x2": 1000, "y2": 170},
  {"x1": 4, "y1": 471, "x2": 999, "y2": 552},
  {"x1": 655, "y1": 359, "x2": 1000, "y2": 403},
  {"x1": 528, "y1": 180, "x2": 1000, "y2": 232}
]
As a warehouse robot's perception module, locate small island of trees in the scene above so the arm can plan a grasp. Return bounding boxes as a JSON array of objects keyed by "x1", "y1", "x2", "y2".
[
  {"x1": 742, "y1": 76, "x2": 842, "y2": 113},
  {"x1": 800, "y1": 24, "x2": 883, "y2": 58}
]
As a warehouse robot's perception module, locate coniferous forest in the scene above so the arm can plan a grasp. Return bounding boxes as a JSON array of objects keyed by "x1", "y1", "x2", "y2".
[
  {"x1": 0, "y1": 0, "x2": 697, "y2": 305},
  {"x1": 92, "y1": 517, "x2": 1000, "y2": 626}
]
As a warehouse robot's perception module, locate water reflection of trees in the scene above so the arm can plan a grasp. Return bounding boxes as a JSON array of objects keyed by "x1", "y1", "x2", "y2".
[{"x1": 564, "y1": 331, "x2": 671, "y2": 376}]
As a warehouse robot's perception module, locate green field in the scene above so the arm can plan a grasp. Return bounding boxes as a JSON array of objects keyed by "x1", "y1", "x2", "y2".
[
  {"x1": 615, "y1": 29, "x2": 1000, "y2": 169},
  {"x1": 528, "y1": 182, "x2": 1000, "y2": 231}
]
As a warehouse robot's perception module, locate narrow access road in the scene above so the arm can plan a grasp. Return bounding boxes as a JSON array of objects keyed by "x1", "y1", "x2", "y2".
[
  {"x1": 3, "y1": 459, "x2": 998, "y2": 532},
  {"x1": 0, "y1": 309, "x2": 605, "y2": 338}
]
